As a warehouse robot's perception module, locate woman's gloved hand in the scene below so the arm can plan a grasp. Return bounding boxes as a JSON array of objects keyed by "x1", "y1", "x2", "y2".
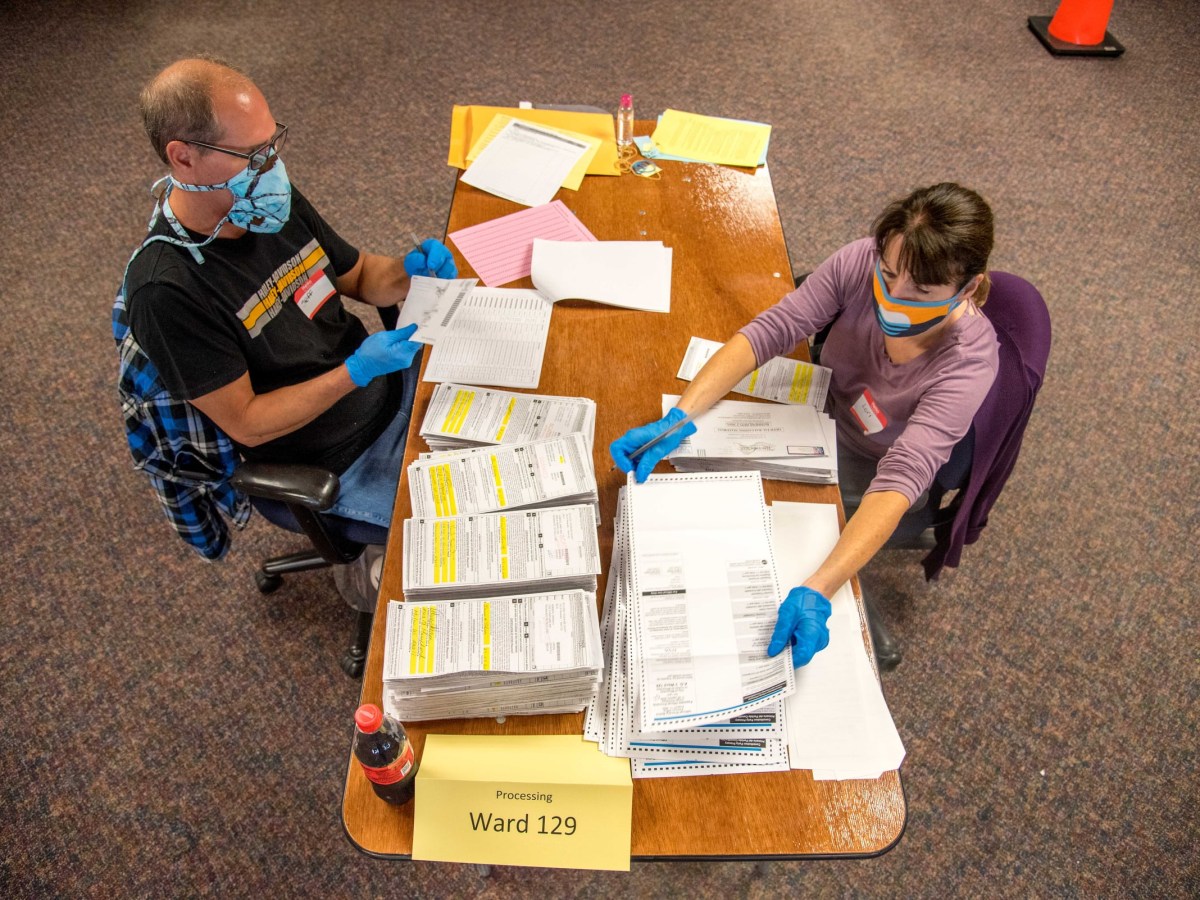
[
  {"x1": 767, "y1": 586, "x2": 832, "y2": 667},
  {"x1": 609, "y1": 407, "x2": 697, "y2": 482}
]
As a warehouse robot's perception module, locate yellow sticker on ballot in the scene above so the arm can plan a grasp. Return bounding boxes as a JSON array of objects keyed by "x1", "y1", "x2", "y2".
[{"x1": 412, "y1": 734, "x2": 632, "y2": 871}]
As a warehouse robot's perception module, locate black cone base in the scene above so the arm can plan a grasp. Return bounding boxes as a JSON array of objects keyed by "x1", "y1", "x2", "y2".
[{"x1": 1028, "y1": 16, "x2": 1125, "y2": 57}]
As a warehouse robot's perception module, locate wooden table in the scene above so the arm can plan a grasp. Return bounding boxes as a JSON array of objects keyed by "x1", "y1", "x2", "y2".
[{"x1": 343, "y1": 131, "x2": 907, "y2": 860}]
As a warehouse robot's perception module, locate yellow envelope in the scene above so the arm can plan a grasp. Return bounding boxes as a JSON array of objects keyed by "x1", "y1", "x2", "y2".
[
  {"x1": 449, "y1": 105, "x2": 620, "y2": 177},
  {"x1": 466, "y1": 114, "x2": 602, "y2": 192}
]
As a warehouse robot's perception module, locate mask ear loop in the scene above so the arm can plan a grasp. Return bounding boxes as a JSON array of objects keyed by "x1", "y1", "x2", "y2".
[{"x1": 616, "y1": 143, "x2": 639, "y2": 174}]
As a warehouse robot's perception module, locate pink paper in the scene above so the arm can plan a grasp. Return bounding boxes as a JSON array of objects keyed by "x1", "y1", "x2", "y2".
[{"x1": 448, "y1": 200, "x2": 596, "y2": 287}]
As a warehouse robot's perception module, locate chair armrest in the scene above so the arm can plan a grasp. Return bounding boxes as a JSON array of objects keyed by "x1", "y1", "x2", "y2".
[{"x1": 230, "y1": 462, "x2": 340, "y2": 512}]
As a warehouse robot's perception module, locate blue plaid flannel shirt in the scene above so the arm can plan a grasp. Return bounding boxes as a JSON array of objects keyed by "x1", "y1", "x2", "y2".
[{"x1": 113, "y1": 289, "x2": 251, "y2": 560}]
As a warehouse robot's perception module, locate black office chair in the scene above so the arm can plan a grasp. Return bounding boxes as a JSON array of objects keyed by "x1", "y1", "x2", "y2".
[
  {"x1": 799, "y1": 271, "x2": 1051, "y2": 670},
  {"x1": 228, "y1": 460, "x2": 388, "y2": 678},
  {"x1": 229, "y1": 302, "x2": 410, "y2": 679},
  {"x1": 116, "y1": 286, "x2": 405, "y2": 679}
]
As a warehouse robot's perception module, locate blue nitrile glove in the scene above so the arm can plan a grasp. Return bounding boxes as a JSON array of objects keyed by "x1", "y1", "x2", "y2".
[
  {"x1": 767, "y1": 586, "x2": 832, "y2": 668},
  {"x1": 404, "y1": 238, "x2": 457, "y2": 278},
  {"x1": 609, "y1": 407, "x2": 698, "y2": 483},
  {"x1": 345, "y1": 323, "x2": 421, "y2": 387}
]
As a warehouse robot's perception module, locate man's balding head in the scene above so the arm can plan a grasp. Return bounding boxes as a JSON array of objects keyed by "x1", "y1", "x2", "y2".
[{"x1": 139, "y1": 57, "x2": 253, "y2": 163}]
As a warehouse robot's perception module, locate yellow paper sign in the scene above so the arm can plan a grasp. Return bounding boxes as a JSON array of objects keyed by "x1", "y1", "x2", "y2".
[
  {"x1": 413, "y1": 734, "x2": 632, "y2": 871},
  {"x1": 448, "y1": 105, "x2": 620, "y2": 176}
]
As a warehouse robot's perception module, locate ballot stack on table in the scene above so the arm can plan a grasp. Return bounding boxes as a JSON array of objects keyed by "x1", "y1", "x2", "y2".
[
  {"x1": 419, "y1": 383, "x2": 596, "y2": 453},
  {"x1": 668, "y1": 337, "x2": 840, "y2": 485},
  {"x1": 381, "y1": 590, "x2": 604, "y2": 721},
  {"x1": 382, "y1": 395, "x2": 605, "y2": 721},
  {"x1": 585, "y1": 471, "x2": 796, "y2": 778},
  {"x1": 583, "y1": 471, "x2": 907, "y2": 780},
  {"x1": 663, "y1": 394, "x2": 839, "y2": 485}
]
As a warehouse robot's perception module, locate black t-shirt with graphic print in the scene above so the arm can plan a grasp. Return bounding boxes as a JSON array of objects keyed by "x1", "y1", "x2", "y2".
[{"x1": 126, "y1": 186, "x2": 404, "y2": 474}]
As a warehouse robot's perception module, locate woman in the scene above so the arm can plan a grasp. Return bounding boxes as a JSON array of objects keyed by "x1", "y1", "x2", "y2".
[{"x1": 610, "y1": 182, "x2": 1000, "y2": 668}]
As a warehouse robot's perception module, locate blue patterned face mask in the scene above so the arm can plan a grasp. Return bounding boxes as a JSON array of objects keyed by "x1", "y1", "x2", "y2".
[{"x1": 169, "y1": 150, "x2": 292, "y2": 234}]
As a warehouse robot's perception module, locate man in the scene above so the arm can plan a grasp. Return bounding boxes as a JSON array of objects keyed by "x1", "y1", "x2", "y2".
[{"x1": 123, "y1": 57, "x2": 455, "y2": 535}]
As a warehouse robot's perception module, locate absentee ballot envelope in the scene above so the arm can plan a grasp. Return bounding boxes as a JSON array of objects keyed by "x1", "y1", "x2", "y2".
[
  {"x1": 449, "y1": 105, "x2": 620, "y2": 176},
  {"x1": 413, "y1": 734, "x2": 632, "y2": 870}
]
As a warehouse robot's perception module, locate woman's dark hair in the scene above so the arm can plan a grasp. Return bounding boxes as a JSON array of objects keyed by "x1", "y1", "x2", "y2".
[{"x1": 872, "y1": 182, "x2": 995, "y2": 305}]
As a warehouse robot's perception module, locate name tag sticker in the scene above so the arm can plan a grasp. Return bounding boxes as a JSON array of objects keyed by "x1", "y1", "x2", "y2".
[
  {"x1": 850, "y1": 388, "x2": 888, "y2": 435},
  {"x1": 294, "y1": 270, "x2": 336, "y2": 318},
  {"x1": 412, "y1": 734, "x2": 632, "y2": 871}
]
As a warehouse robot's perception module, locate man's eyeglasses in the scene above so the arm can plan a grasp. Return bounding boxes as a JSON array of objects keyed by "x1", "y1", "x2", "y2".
[{"x1": 184, "y1": 122, "x2": 288, "y2": 171}]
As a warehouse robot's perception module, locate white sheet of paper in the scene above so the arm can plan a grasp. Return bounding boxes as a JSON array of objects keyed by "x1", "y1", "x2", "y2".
[
  {"x1": 770, "y1": 501, "x2": 906, "y2": 779},
  {"x1": 460, "y1": 119, "x2": 592, "y2": 207},
  {"x1": 423, "y1": 288, "x2": 552, "y2": 389},
  {"x1": 531, "y1": 239, "x2": 673, "y2": 313},
  {"x1": 398, "y1": 276, "x2": 479, "y2": 345}
]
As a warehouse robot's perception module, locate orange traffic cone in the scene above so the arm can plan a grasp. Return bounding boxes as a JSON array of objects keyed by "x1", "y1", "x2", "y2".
[
  {"x1": 1028, "y1": 0, "x2": 1124, "y2": 57},
  {"x1": 1048, "y1": 0, "x2": 1113, "y2": 44}
]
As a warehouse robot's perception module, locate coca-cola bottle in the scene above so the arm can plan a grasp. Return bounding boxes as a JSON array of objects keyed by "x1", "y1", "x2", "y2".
[{"x1": 352, "y1": 704, "x2": 419, "y2": 805}]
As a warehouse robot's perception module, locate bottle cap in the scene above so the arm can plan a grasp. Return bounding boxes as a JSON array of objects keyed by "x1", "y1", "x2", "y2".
[
  {"x1": 620, "y1": 93, "x2": 633, "y2": 107},
  {"x1": 355, "y1": 704, "x2": 383, "y2": 733}
]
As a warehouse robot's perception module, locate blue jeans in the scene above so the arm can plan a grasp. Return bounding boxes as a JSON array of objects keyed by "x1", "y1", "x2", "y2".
[{"x1": 327, "y1": 363, "x2": 419, "y2": 528}]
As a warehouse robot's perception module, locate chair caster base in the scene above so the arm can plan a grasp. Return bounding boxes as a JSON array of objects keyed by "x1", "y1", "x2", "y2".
[
  {"x1": 341, "y1": 650, "x2": 365, "y2": 679},
  {"x1": 875, "y1": 644, "x2": 902, "y2": 672},
  {"x1": 255, "y1": 571, "x2": 283, "y2": 594}
]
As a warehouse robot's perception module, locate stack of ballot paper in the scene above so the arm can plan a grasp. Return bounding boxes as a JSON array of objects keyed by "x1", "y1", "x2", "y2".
[
  {"x1": 381, "y1": 590, "x2": 604, "y2": 721},
  {"x1": 419, "y1": 383, "x2": 597, "y2": 453},
  {"x1": 401, "y1": 504, "x2": 601, "y2": 601},
  {"x1": 584, "y1": 472, "x2": 796, "y2": 778},
  {"x1": 661, "y1": 395, "x2": 839, "y2": 484},
  {"x1": 583, "y1": 480, "x2": 906, "y2": 780},
  {"x1": 406, "y1": 433, "x2": 599, "y2": 519}
]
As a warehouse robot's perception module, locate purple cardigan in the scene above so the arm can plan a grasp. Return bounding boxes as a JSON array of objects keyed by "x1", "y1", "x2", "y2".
[{"x1": 923, "y1": 271, "x2": 1052, "y2": 579}]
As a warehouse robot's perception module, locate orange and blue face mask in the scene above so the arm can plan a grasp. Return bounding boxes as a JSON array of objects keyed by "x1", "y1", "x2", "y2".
[{"x1": 872, "y1": 260, "x2": 967, "y2": 337}]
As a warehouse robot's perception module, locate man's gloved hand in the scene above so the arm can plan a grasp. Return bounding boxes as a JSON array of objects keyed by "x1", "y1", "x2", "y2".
[
  {"x1": 404, "y1": 238, "x2": 457, "y2": 278},
  {"x1": 767, "y1": 586, "x2": 832, "y2": 668},
  {"x1": 345, "y1": 323, "x2": 421, "y2": 387},
  {"x1": 609, "y1": 407, "x2": 697, "y2": 483}
]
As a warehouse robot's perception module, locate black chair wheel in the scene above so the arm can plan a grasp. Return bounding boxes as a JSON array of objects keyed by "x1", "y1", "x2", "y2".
[
  {"x1": 255, "y1": 571, "x2": 283, "y2": 594},
  {"x1": 876, "y1": 645, "x2": 903, "y2": 672},
  {"x1": 341, "y1": 651, "x2": 365, "y2": 679}
]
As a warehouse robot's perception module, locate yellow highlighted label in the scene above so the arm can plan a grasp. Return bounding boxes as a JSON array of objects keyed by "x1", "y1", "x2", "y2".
[
  {"x1": 789, "y1": 363, "x2": 813, "y2": 403},
  {"x1": 410, "y1": 604, "x2": 438, "y2": 675},
  {"x1": 747, "y1": 369, "x2": 760, "y2": 394},
  {"x1": 449, "y1": 390, "x2": 476, "y2": 434},
  {"x1": 494, "y1": 398, "x2": 516, "y2": 441},
  {"x1": 490, "y1": 456, "x2": 507, "y2": 508},
  {"x1": 482, "y1": 602, "x2": 491, "y2": 670},
  {"x1": 430, "y1": 464, "x2": 458, "y2": 517},
  {"x1": 433, "y1": 520, "x2": 459, "y2": 584},
  {"x1": 499, "y1": 517, "x2": 509, "y2": 580}
]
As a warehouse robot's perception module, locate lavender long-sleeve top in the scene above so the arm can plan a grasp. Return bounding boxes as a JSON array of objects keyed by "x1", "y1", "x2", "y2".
[{"x1": 738, "y1": 238, "x2": 999, "y2": 504}]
